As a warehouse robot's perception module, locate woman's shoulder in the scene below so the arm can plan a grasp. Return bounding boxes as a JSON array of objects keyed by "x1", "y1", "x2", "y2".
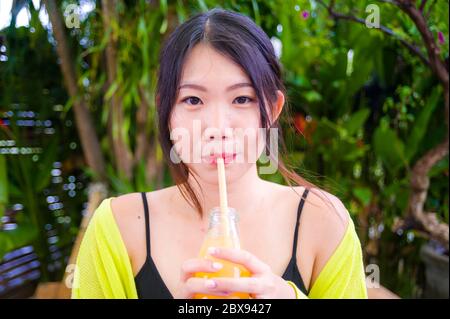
[
  {"x1": 110, "y1": 186, "x2": 177, "y2": 222},
  {"x1": 297, "y1": 186, "x2": 350, "y2": 233},
  {"x1": 308, "y1": 190, "x2": 351, "y2": 282},
  {"x1": 296, "y1": 186, "x2": 352, "y2": 284},
  {"x1": 266, "y1": 181, "x2": 350, "y2": 252},
  {"x1": 108, "y1": 186, "x2": 178, "y2": 256},
  {"x1": 266, "y1": 182, "x2": 350, "y2": 228}
]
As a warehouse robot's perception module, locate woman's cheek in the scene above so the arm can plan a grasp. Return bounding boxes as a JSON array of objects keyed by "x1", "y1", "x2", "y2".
[
  {"x1": 234, "y1": 114, "x2": 264, "y2": 164},
  {"x1": 169, "y1": 115, "x2": 195, "y2": 164}
]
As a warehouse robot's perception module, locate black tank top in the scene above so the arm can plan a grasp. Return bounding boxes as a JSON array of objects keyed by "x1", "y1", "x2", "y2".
[{"x1": 135, "y1": 188, "x2": 310, "y2": 298}]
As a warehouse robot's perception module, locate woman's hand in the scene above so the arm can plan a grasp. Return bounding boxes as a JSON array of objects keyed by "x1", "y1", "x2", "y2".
[
  {"x1": 173, "y1": 257, "x2": 233, "y2": 299},
  {"x1": 174, "y1": 247, "x2": 297, "y2": 299},
  {"x1": 204, "y1": 247, "x2": 297, "y2": 299}
]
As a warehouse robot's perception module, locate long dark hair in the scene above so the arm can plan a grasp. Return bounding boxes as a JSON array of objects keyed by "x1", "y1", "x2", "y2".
[{"x1": 156, "y1": 8, "x2": 335, "y2": 217}]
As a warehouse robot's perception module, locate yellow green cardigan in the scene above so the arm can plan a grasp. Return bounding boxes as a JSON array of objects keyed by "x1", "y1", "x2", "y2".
[{"x1": 71, "y1": 197, "x2": 368, "y2": 299}]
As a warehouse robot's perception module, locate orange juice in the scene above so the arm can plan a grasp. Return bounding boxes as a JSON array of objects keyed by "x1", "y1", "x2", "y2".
[{"x1": 193, "y1": 207, "x2": 251, "y2": 299}]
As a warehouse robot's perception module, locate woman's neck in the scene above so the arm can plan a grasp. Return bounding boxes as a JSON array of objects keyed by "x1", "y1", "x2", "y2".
[{"x1": 185, "y1": 165, "x2": 269, "y2": 225}]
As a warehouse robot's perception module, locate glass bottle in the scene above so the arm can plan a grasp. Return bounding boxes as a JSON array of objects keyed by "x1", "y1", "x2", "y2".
[{"x1": 194, "y1": 207, "x2": 251, "y2": 299}]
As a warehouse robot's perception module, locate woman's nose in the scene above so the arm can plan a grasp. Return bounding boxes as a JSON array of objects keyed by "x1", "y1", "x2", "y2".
[
  {"x1": 207, "y1": 129, "x2": 230, "y2": 141},
  {"x1": 205, "y1": 105, "x2": 233, "y2": 141}
]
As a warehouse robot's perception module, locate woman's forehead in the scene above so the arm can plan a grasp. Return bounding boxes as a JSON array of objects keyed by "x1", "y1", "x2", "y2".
[{"x1": 180, "y1": 43, "x2": 252, "y2": 88}]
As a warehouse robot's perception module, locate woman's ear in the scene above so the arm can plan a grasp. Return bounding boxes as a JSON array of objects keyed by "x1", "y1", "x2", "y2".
[{"x1": 272, "y1": 90, "x2": 285, "y2": 123}]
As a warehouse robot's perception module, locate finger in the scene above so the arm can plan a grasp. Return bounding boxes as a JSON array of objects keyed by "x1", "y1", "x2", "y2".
[
  {"x1": 180, "y1": 258, "x2": 223, "y2": 282},
  {"x1": 184, "y1": 277, "x2": 233, "y2": 298},
  {"x1": 208, "y1": 247, "x2": 269, "y2": 275},
  {"x1": 206, "y1": 277, "x2": 270, "y2": 295}
]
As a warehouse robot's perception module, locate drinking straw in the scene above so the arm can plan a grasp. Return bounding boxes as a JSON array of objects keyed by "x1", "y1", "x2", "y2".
[{"x1": 216, "y1": 157, "x2": 230, "y2": 232}]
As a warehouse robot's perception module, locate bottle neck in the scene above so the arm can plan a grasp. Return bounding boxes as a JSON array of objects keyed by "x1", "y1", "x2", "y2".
[{"x1": 207, "y1": 207, "x2": 240, "y2": 238}]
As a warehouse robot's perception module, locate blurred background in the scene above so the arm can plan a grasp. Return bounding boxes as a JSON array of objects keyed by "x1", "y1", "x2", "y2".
[{"x1": 0, "y1": 0, "x2": 448, "y2": 299}]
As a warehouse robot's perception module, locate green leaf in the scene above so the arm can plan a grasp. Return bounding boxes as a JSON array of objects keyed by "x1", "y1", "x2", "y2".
[
  {"x1": 353, "y1": 186, "x2": 372, "y2": 206},
  {"x1": 34, "y1": 139, "x2": 58, "y2": 192},
  {"x1": 0, "y1": 223, "x2": 38, "y2": 261},
  {"x1": 159, "y1": 18, "x2": 168, "y2": 34},
  {"x1": 343, "y1": 108, "x2": 370, "y2": 136},
  {"x1": 304, "y1": 90, "x2": 322, "y2": 103},
  {"x1": 106, "y1": 164, "x2": 134, "y2": 194},
  {"x1": 251, "y1": 0, "x2": 261, "y2": 25},
  {"x1": 373, "y1": 124, "x2": 407, "y2": 174},
  {"x1": 7, "y1": 183, "x2": 21, "y2": 198},
  {"x1": 63, "y1": 95, "x2": 75, "y2": 114},
  {"x1": 429, "y1": 156, "x2": 449, "y2": 178},
  {"x1": 135, "y1": 160, "x2": 148, "y2": 192},
  {"x1": 0, "y1": 155, "x2": 8, "y2": 207},
  {"x1": 176, "y1": 0, "x2": 187, "y2": 23},
  {"x1": 159, "y1": 0, "x2": 168, "y2": 34},
  {"x1": 104, "y1": 81, "x2": 119, "y2": 101},
  {"x1": 197, "y1": 0, "x2": 208, "y2": 12},
  {"x1": 279, "y1": 1, "x2": 293, "y2": 63},
  {"x1": 405, "y1": 88, "x2": 440, "y2": 161},
  {"x1": 0, "y1": 155, "x2": 7, "y2": 219},
  {"x1": 159, "y1": 0, "x2": 168, "y2": 15}
]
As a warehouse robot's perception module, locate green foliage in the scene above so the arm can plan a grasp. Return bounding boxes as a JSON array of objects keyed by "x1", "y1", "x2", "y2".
[
  {"x1": 0, "y1": 155, "x2": 7, "y2": 219},
  {"x1": 0, "y1": 222, "x2": 38, "y2": 261},
  {"x1": 373, "y1": 119, "x2": 407, "y2": 175}
]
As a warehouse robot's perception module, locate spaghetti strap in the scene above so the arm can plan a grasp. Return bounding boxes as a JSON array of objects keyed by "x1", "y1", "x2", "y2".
[
  {"x1": 292, "y1": 188, "x2": 309, "y2": 257},
  {"x1": 141, "y1": 192, "x2": 151, "y2": 258},
  {"x1": 135, "y1": 192, "x2": 174, "y2": 299}
]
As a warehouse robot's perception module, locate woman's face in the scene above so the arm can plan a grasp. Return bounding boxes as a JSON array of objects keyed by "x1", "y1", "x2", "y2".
[{"x1": 169, "y1": 43, "x2": 282, "y2": 184}]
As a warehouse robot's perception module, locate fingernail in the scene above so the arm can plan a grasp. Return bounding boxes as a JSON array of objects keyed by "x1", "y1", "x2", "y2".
[
  {"x1": 212, "y1": 262, "x2": 223, "y2": 270},
  {"x1": 208, "y1": 247, "x2": 218, "y2": 255},
  {"x1": 205, "y1": 280, "x2": 217, "y2": 288}
]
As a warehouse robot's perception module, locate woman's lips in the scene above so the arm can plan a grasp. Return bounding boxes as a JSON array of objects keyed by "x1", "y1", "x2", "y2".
[{"x1": 203, "y1": 153, "x2": 237, "y2": 165}]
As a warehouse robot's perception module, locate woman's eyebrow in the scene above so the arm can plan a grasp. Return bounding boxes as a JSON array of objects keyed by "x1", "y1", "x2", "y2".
[{"x1": 178, "y1": 82, "x2": 254, "y2": 91}]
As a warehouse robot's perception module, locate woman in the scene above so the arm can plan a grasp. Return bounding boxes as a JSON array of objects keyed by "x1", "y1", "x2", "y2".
[{"x1": 72, "y1": 8, "x2": 368, "y2": 299}]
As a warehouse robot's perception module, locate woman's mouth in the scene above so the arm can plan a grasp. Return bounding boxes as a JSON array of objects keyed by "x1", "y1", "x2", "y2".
[{"x1": 203, "y1": 153, "x2": 237, "y2": 165}]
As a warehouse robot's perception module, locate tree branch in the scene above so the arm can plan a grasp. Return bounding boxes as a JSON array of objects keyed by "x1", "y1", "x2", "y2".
[
  {"x1": 378, "y1": 0, "x2": 449, "y2": 248},
  {"x1": 44, "y1": 0, "x2": 106, "y2": 181},
  {"x1": 408, "y1": 139, "x2": 449, "y2": 250},
  {"x1": 316, "y1": 0, "x2": 430, "y2": 66},
  {"x1": 397, "y1": 1, "x2": 449, "y2": 88}
]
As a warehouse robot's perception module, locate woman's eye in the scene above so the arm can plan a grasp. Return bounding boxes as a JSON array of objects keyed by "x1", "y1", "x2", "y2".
[
  {"x1": 182, "y1": 96, "x2": 203, "y2": 106},
  {"x1": 233, "y1": 96, "x2": 255, "y2": 104}
]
